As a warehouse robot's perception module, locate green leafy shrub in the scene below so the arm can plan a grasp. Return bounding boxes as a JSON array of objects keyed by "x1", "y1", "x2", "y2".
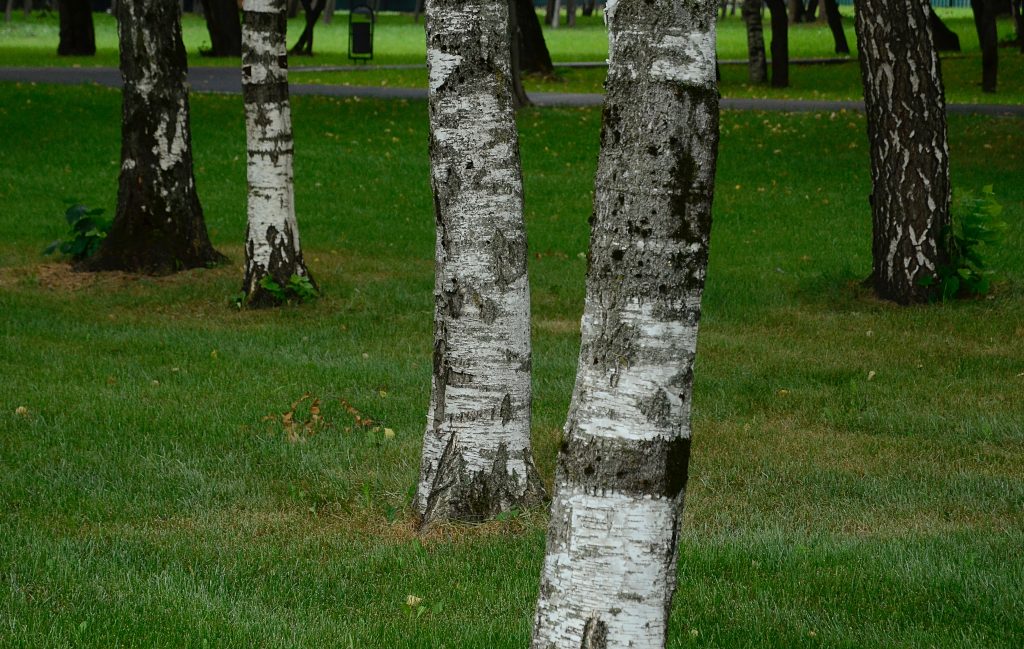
[
  {"x1": 255, "y1": 274, "x2": 319, "y2": 304},
  {"x1": 920, "y1": 185, "x2": 1006, "y2": 301},
  {"x1": 42, "y1": 200, "x2": 111, "y2": 261}
]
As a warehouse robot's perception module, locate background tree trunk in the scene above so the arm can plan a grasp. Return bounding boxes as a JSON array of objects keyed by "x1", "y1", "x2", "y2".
[
  {"x1": 1014, "y1": 0, "x2": 1024, "y2": 51},
  {"x1": 87, "y1": 0, "x2": 224, "y2": 274},
  {"x1": 5, "y1": 0, "x2": 14, "y2": 23},
  {"x1": 582, "y1": 0, "x2": 594, "y2": 16},
  {"x1": 971, "y1": 0, "x2": 998, "y2": 92},
  {"x1": 565, "y1": 0, "x2": 575, "y2": 27},
  {"x1": 290, "y1": 0, "x2": 327, "y2": 56},
  {"x1": 241, "y1": 0, "x2": 314, "y2": 307},
  {"x1": 417, "y1": 0, "x2": 545, "y2": 526},
  {"x1": 515, "y1": 0, "x2": 554, "y2": 75},
  {"x1": 321, "y1": 0, "x2": 333, "y2": 24},
  {"x1": 57, "y1": 0, "x2": 95, "y2": 56},
  {"x1": 822, "y1": 0, "x2": 849, "y2": 54},
  {"x1": 787, "y1": 0, "x2": 805, "y2": 23},
  {"x1": 530, "y1": 0, "x2": 719, "y2": 647},
  {"x1": 855, "y1": 0, "x2": 951, "y2": 304},
  {"x1": 743, "y1": 0, "x2": 767, "y2": 83},
  {"x1": 202, "y1": 0, "x2": 242, "y2": 56},
  {"x1": 929, "y1": 11, "x2": 961, "y2": 51},
  {"x1": 765, "y1": 0, "x2": 789, "y2": 87},
  {"x1": 508, "y1": 0, "x2": 532, "y2": 108}
]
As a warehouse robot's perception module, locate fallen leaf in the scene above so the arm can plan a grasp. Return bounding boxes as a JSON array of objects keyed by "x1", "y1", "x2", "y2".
[
  {"x1": 406, "y1": 595, "x2": 422, "y2": 608},
  {"x1": 867, "y1": 371, "x2": 876, "y2": 381},
  {"x1": 15, "y1": 406, "x2": 28, "y2": 417},
  {"x1": 384, "y1": 428, "x2": 396, "y2": 439}
]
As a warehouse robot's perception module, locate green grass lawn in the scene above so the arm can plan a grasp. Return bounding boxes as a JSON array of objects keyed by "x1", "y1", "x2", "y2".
[{"x1": 1, "y1": 81, "x2": 1023, "y2": 647}]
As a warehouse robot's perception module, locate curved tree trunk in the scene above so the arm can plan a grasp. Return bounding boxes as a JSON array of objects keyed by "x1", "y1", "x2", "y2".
[
  {"x1": 516, "y1": 0, "x2": 555, "y2": 75},
  {"x1": 929, "y1": 11, "x2": 961, "y2": 52},
  {"x1": 855, "y1": 0, "x2": 950, "y2": 304},
  {"x1": 241, "y1": 0, "x2": 315, "y2": 307},
  {"x1": 765, "y1": 0, "x2": 789, "y2": 87},
  {"x1": 87, "y1": 0, "x2": 224, "y2": 274},
  {"x1": 290, "y1": 0, "x2": 327, "y2": 56},
  {"x1": 57, "y1": 0, "x2": 95, "y2": 56},
  {"x1": 971, "y1": 0, "x2": 998, "y2": 92},
  {"x1": 417, "y1": 0, "x2": 545, "y2": 526},
  {"x1": 531, "y1": 1, "x2": 719, "y2": 647},
  {"x1": 508, "y1": 0, "x2": 532, "y2": 108},
  {"x1": 202, "y1": 0, "x2": 242, "y2": 56},
  {"x1": 822, "y1": 0, "x2": 849, "y2": 54},
  {"x1": 743, "y1": 0, "x2": 767, "y2": 83}
]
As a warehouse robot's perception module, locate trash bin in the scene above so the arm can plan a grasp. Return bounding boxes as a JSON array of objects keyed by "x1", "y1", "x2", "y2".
[{"x1": 349, "y1": 5, "x2": 375, "y2": 62}]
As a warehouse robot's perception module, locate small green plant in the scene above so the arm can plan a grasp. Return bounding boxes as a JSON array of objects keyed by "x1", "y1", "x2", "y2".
[
  {"x1": 43, "y1": 200, "x2": 111, "y2": 261},
  {"x1": 919, "y1": 185, "x2": 1006, "y2": 301},
  {"x1": 255, "y1": 273, "x2": 319, "y2": 305}
]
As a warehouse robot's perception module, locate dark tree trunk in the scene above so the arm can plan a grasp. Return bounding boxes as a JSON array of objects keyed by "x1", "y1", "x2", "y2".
[
  {"x1": 87, "y1": 0, "x2": 225, "y2": 274},
  {"x1": 515, "y1": 0, "x2": 554, "y2": 75},
  {"x1": 766, "y1": 0, "x2": 789, "y2": 87},
  {"x1": 6, "y1": 0, "x2": 15, "y2": 23},
  {"x1": 971, "y1": 0, "x2": 998, "y2": 92},
  {"x1": 743, "y1": 0, "x2": 767, "y2": 83},
  {"x1": 581, "y1": 0, "x2": 594, "y2": 16},
  {"x1": 322, "y1": 0, "x2": 333, "y2": 23},
  {"x1": 929, "y1": 11, "x2": 961, "y2": 52},
  {"x1": 57, "y1": 0, "x2": 95, "y2": 56},
  {"x1": 287, "y1": 0, "x2": 299, "y2": 18},
  {"x1": 545, "y1": 0, "x2": 555, "y2": 26},
  {"x1": 1014, "y1": 0, "x2": 1024, "y2": 52},
  {"x1": 414, "y1": 0, "x2": 424, "y2": 21},
  {"x1": 565, "y1": 0, "x2": 575, "y2": 26},
  {"x1": 855, "y1": 0, "x2": 951, "y2": 304},
  {"x1": 822, "y1": 0, "x2": 849, "y2": 54},
  {"x1": 508, "y1": 0, "x2": 532, "y2": 107},
  {"x1": 202, "y1": 0, "x2": 242, "y2": 57},
  {"x1": 787, "y1": 0, "x2": 805, "y2": 23},
  {"x1": 289, "y1": 0, "x2": 326, "y2": 56}
]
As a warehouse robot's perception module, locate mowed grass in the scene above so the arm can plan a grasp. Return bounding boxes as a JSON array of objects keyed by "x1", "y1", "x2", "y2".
[{"x1": 0, "y1": 81, "x2": 1023, "y2": 648}]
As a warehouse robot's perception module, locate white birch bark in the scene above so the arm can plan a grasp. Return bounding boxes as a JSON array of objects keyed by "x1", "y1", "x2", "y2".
[
  {"x1": 854, "y1": 0, "x2": 950, "y2": 303},
  {"x1": 531, "y1": 1, "x2": 720, "y2": 647},
  {"x1": 416, "y1": 0, "x2": 544, "y2": 525},
  {"x1": 242, "y1": 0, "x2": 314, "y2": 307}
]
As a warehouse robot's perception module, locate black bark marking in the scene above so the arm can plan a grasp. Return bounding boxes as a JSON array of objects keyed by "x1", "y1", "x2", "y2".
[
  {"x1": 581, "y1": 617, "x2": 608, "y2": 649},
  {"x1": 559, "y1": 434, "x2": 691, "y2": 499}
]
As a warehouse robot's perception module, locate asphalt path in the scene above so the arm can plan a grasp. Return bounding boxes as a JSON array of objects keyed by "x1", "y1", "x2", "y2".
[{"x1": 2, "y1": 65, "x2": 1022, "y2": 117}]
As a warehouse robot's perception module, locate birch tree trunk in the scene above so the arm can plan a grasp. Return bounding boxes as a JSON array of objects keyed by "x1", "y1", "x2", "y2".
[
  {"x1": 87, "y1": 0, "x2": 224, "y2": 274},
  {"x1": 416, "y1": 0, "x2": 545, "y2": 526},
  {"x1": 743, "y1": 0, "x2": 767, "y2": 83},
  {"x1": 855, "y1": 0, "x2": 950, "y2": 304},
  {"x1": 241, "y1": 0, "x2": 315, "y2": 307},
  {"x1": 531, "y1": 1, "x2": 719, "y2": 647}
]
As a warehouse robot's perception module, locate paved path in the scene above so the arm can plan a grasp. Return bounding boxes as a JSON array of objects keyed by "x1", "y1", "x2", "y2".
[{"x1": 2, "y1": 66, "x2": 1022, "y2": 116}]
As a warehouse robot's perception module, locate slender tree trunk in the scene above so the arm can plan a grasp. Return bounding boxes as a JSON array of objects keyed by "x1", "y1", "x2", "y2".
[
  {"x1": 414, "y1": 0, "x2": 424, "y2": 22},
  {"x1": 290, "y1": 0, "x2": 326, "y2": 55},
  {"x1": 417, "y1": 0, "x2": 546, "y2": 526},
  {"x1": 930, "y1": 11, "x2": 961, "y2": 52},
  {"x1": 743, "y1": 0, "x2": 767, "y2": 83},
  {"x1": 321, "y1": 0, "x2": 332, "y2": 24},
  {"x1": 545, "y1": 0, "x2": 555, "y2": 26},
  {"x1": 24, "y1": 0, "x2": 31, "y2": 17},
  {"x1": 287, "y1": 0, "x2": 299, "y2": 18},
  {"x1": 1014, "y1": 0, "x2": 1024, "y2": 51},
  {"x1": 787, "y1": 0, "x2": 804, "y2": 23},
  {"x1": 565, "y1": 0, "x2": 575, "y2": 27},
  {"x1": 508, "y1": 0, "x2": 532, "y2": 108},
  {"x1": 551, "y1": 0, "x2": 561, "y2": 28},
  {"x1": 855, "y1": 0, "x2": 950, "y2": 304},
  {"x1": 241, "y1": 0, "x2": 314, "y2": 306},
  {"x1": 57, "y1": 0, "x2": 95, "y2": 56},
  {"x1": 5, "y1": 0, "x2": 14, "y2": 23},
  {"x1": 87, "y1": 0, "x2": 224, "y2": 274},
  {"x1": 515, "y1": 0, "x2": 554, "y2": 75},
  {"x1": 822, "y1": 0, "x2": 849, "y2": 54},
  {"x1": 765, "y1": 0, "x2": 789, "y2": 87},
  {"x1": 971, "y1": 0, "x2": 998, "y2": 92},
  {"x1": 582, "y1": 0, "x2": 594, "y2": 16},
  {"x1": 531, "y1": 1, "x2": 719, "y2": 647},
  {"x1": 202, "y1": 0, "x2": 242, "y2": 56}
]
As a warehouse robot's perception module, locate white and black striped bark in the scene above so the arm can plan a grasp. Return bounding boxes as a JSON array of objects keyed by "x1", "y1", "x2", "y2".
[
  {"x1": 855, "y1": 0, "x2": 950, "y2": 304},
  {"x1": 88, "y1": 0, "x2": 224, "y2": 274},
  {"x1": 417, "y1": 0, "x2": 545, "y2": 526},
  {"x1": 742, "y1": 0, "x2": 767, "y2": 83},
  {"x1": 531, "y1": 1, "x2": 719, "y2": 647},
  {"x1": 242, "y1": 0, "x2": 315, "y2": 307}
]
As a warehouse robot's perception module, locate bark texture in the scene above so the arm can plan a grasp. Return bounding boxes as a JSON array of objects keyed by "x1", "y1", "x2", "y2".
[
  {"x1": 971, "y1": 0, "x2": 998, "y2": 92},
  {"x1": 242, "y1": 0, "x2": 315, "y2": 307},
  {"x1": 531, "y1": 1, "x2": 719, "y2": 647},
  {"x1": 57, "y1": 0, "x2": 96, "y2": 56},
  {"x1": 822, "y1": 0, "x2": 849, "y2": 54},
  {"x1": 765, "y1": 0, "x2": 789, "y2": 87},
  {"x1": 855, "y1": 0, "x2": 950, "y2": 304},
  {"x1": 743, "y1": 0, "x2": 767, "y2": 83},
  {"x1": 417, "y1": 0, "x2": 545, "y2": 525},
  {"x1": 202, "y1": 0, "x2": 243, "y2": 57},
  {"x1": 87, "y1": 0, "x2": 224, "y2": 274}
]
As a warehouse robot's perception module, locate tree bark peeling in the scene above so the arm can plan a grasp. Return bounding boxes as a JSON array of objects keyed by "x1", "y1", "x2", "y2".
[
  {"x1": 855, "y1": 0, "x2": 951, "y2": 304},
  {"x1": 531, "y1": 1, "x2": 719, "y2": 647},
  {"x1": 417, "y1": 0, "x2": 545, "y2": 526},
  {"x1": 241, "y1": 0, "x2": 315, "y2": 307}
]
